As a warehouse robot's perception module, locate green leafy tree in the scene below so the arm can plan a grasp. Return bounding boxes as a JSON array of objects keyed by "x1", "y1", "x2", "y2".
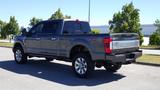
[
  {"x1": 64, "y1": 15, "x2": 71, "y2": 19},
  {"x1": 0, "y1": 29, "x2": 7, "y2": 39},
  {"x1": 1, "y1": 16, "x2": 19, "y2": 39},
  {"x1": 0, "y1": 20, "x2": 3, "y2": 33},
  {"x1": 149, "y1": 33, "x2": 160, "y2": 45},
  {"x1": 0, "y1": 20, "x2": 7, "y2": 39},
  {"x1": 109, "y1": 2, "x2": 143, "y2": 45},
  {"x1": 154, "y1": 19, "x2": 160, "y2": 34},
  {"x1": 91, "y1": 29, "x2": 100, "y2": 34},
  {"x1": 49, "y1": 8, "x2": 71, "y2": 20},
  {"x1": 0, "y1": 20, "x2": 3, "y2": 28},
  {"x1": 149, "y1": 19, "x2": 160, "y2": 45},
  {"x1": 29, "y1": 17, "x2": 42, "y2": 27},
  {"x1": 0, "y1": 20, "x2": 4, "y2": 38}
]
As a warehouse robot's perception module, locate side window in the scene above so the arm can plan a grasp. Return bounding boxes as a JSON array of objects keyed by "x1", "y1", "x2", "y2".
[
  {"x1": 29, "y1": 23, "x2": 43, "y2": 35},
  {"x1": 63, "y1": 21, "x2": 82, "y2": 34},
  {"x1": 36, "y1": 24, "x2": 43, "y2": 33},
  {"x1": 81, "y1": 22, "x2": 91, "y2": 33},
  {"x1": 63, "y1": 22, "x2": 73, "y2": 34},
  {"x1": 42, "y1": 21, "x2": 59, "y2": 34},
  {"x1": 63, "y1": 21, "x2": 91, "y2": 34}
]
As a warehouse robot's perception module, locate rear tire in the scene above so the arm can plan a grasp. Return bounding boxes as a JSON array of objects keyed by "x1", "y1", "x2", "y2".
[
  {"x1": 104, "y1": 63, "x2": 122, "y2": 72},
  {"x1": 14, "y1": 46, "x2": 27, "y2": 64},
  {"x1": 72, "y1": 53, "x2": 94, "y2": 78}
]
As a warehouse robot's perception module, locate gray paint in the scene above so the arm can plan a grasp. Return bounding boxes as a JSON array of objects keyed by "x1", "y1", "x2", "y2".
[{"x1": 13, "y1": 20, "x2": 142, "y2": 63}]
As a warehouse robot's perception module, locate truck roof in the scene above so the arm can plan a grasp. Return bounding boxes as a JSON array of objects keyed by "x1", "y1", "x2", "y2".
[
  {"x1": 63, "y1": 19, "x2": 88, "y2": 22},
  {"x1": 42, "y1": 19, "x2": 88, "y2": 23}
]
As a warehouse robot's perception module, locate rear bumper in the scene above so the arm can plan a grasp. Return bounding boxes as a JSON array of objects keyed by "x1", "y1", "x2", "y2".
[{"x1": 105, "y1": 50, "x2": 142, "y2": 64}]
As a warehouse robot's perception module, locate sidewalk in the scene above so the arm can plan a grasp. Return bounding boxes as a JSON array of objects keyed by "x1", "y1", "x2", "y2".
[
  {"x1": 0, "y1": 39, "x2": 14, "y2": 43},
  {"x1": 141, "y1": 49, "x2": 160, "y2": 55}
]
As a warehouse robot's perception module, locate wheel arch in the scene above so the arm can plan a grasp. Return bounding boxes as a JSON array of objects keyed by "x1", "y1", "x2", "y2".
[
  {"x1": 69, "y1": 44, "x2": 92, "y2": 60},
  {"x1": 13, "y1": 42, "x2": 24, "y2": 52}
]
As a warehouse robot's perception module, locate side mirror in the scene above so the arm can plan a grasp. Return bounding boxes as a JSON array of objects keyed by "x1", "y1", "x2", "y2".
[{"x1": 21, "y1": 28, "x2": 28, "y2": 36}]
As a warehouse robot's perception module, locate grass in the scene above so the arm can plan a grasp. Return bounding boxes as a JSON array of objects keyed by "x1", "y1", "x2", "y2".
[
  {"x1": 137, "y1": 54, "x2": 160, "y2": 65},
  {"x1": 140, "y1": 45, "x2": 160, "y2": 50},
  {"x1": 0, "y1": 42, "x2": 13, "y2": 48}
]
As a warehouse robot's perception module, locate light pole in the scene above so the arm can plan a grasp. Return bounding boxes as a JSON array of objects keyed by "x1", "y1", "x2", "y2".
[{"x1": 88, "y1": 0, "x2": 91, "y2": 24}]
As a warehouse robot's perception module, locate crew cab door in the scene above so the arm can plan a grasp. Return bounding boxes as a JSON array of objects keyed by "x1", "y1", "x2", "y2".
[
  {"x1": 25, "y1": 23, "x2": 43, "y2": 54},
  {"x1": 40, "y1": 21, "x2": 61, "y2": 56}
]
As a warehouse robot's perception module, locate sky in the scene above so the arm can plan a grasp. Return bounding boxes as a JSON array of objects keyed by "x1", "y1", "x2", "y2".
[{"x1": 0, "y1": 0, "x2": 160, "y2": 27}]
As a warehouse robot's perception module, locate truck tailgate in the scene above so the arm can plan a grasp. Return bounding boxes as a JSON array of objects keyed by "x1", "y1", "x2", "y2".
[{"x1": 111, "y1": 33, "x2": 139, "y2": 54}]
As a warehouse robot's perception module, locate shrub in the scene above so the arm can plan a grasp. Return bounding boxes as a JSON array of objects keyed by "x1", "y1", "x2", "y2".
[
  {"x1": 91, "y1": 29, "x2": 100, "y2": 34},
  {"x1": 149, "y1": 33, "x2": 160, "y2": 45}
]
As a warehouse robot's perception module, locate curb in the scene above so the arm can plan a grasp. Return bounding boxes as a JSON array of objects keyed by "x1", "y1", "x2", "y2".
[
  {"x1": 134, "y1": 62, "x2": 160, "y2": 67},
  {"x1": 0, "y1": 46, "x2": 12, "y2": 48},
  {"x1": 140, "y1": 48, "x2": 160, "y2": 50}
]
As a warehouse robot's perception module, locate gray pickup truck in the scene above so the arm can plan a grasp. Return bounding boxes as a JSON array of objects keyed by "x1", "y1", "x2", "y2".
[{"x1": 13, "y1": 19, "x2": 142, "y2": 78}]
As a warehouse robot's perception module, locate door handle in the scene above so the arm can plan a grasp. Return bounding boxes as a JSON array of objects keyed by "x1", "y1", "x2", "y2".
[{"x1": 51, "y1": 38, "x2": 56, "y2": 41}]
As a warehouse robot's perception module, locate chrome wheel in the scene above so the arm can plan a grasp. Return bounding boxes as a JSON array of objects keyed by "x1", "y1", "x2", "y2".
[
  {"x1": 15, "y1": 50, "x2": 22, "y2": 62},
  {"x1": 75, "y1": 57, "x2": 87, "y2": 75},
  {"x1": 14, "y1": 46, "x2": 27, "y2": 64},
  {"x1": 72, "y1": 53, "x2": 94, "y2": 78}
]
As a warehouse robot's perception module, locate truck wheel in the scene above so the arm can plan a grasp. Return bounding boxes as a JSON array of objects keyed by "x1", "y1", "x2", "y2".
[
  {"x1": 72, "y1": 53, "x2": 94, "y2": 78},
  {"x1": 14, "y1": 46, "x2": 27, "y2": 64},
  {"x1": 104, "y1": 63, "x2": 122, "y2": 72},
  {"x1": 45, "y1": 58, "x2": 54, "y2": 61}
]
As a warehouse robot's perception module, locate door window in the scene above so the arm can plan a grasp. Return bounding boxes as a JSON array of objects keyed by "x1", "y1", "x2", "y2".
[
  {"x1": 42, "y1": 21, "x2": 60, "y2": 35},
  {"x1": 29, "y1": 23, "x2": 43, "y2": 36},
  {"x1": 63, "y1": 21, "x2": 91, "y2": 34}
]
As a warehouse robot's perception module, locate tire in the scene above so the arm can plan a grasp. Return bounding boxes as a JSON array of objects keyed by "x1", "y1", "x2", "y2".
[
  {"x1": 45, "y1": 58, "x2": 54, "y2": 61},
  {"x1": 72, "y1": 53, "x2": 94, "y2": 78},
  {"x1": 104, "y1": 63, "x2": 122, "y2": 72},
  {"x1": 14, "y1": 46, "x2": 27, "y2": 64}
]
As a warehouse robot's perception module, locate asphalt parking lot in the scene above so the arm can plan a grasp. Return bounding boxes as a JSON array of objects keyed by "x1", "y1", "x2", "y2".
[{"x1": 0, "y1": 47, "x2": 160, "y2": 90}]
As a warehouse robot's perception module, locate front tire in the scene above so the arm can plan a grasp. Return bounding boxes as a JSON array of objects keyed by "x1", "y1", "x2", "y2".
[
  {"x1": 14, "y1": 46, "x2": 27, "y2": 64},
  {"x1": 72, "y1": 53, "x2": 94, "y2": 78}
]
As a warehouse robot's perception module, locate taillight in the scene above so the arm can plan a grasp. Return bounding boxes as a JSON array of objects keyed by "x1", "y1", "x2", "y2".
[{"x1": 103, "y1": 37, "x2": 112, "y2": 54}]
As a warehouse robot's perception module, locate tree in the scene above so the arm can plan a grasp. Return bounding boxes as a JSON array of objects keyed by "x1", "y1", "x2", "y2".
[
  {"x1": 0, "y1": 19, "x2": 8, "y2": 38},
  {"x1": 29, "y1": 17, "x2": 42, "y2": 27},
  {"x1": 0, "y1": 20, "x2": 3, "y2": 28},
  {"x1": 49, "y1": 8, "x2": 71, "y2": 20},
  {"x1": 149, "y1": 19, "x2": 160, "y2": 45},
  {"x1": 91, "y1": 29, "x2": 100, "y2": 34},
  {"x1": 0, "y1": 20, "x2": 3, "y2": 33},
  {"x1": 0, "y1": 20, "x2": 4, "y2": 38},
  {"x1": 4, "y1": 16, "x2": 19, "y2": 37},
  {"x1": 149, "y1": 33, "x2": 160, "y2": 45},
  {"x1": 109, "y1": 2, "x2": 143, "y2": 45},
  {"x1": 154, "y1": 19, "x2": 160, "y2": 34},
  {"x1": 64, "y1": 15, "x2": 71, "y2": 19}
]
